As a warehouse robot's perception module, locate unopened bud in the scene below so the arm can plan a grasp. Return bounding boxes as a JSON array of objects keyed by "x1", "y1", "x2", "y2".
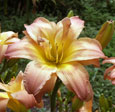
[
  {"x1": 72, "y1": 96, "x2": 83, "y2": 111},
  {"x1": 67, "y1": 10, "x2": 74, "y2": 18},
  {"x1": 96, "y1": 20, "x2": 114, "y2": 49}
]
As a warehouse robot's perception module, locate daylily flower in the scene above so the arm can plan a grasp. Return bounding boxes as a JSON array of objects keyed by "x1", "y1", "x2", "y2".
[
  {"x1": 0, "y1": 31, "x2": 19, "y2": 63},
  {"x1": 6, "y1": 16, "x2": 106, "y2": 102},
  {"x1": 0, "y1": 71, "x2": 42, "y2": 112},
  {"x1": 103, "y1": 57, "x2": 115, "y2": 85}
]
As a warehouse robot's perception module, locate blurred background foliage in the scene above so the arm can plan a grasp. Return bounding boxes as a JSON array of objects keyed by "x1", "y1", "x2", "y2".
[{"x1": 0, "y1": 0, "x2": 115, "y2": 111}]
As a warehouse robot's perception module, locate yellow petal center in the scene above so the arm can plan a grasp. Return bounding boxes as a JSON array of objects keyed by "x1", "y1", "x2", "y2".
[{"x1": 41, "y1": 38, "x2": 64, "y2": 65}]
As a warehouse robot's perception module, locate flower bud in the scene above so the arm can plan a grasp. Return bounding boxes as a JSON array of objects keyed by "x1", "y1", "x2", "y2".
[
  {"x1": 67, "y1": 10, "x2": 74, "y2": 18},
  {"x1": 96, "y1": 20, "x2": 114, "y2": 49},
  {"x1": 72, "y1": 96, "x2": 83, "y2": 111}
]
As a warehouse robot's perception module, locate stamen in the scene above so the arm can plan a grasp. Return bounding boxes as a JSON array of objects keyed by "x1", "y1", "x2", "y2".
[
  {"x1": 44, "y1": 40, "x2": 55, "y2": 62},
  {"x1": 59, "y1": 43, "x2": 64, "y2": 63},
  {"x1": 56, "y1": 44, "x2": 59, "y2": 63}
]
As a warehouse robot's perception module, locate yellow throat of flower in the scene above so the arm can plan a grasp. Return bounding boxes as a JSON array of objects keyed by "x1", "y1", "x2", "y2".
[{"x1": 42, "y1": 38, "x2": 64, "y2": 65}]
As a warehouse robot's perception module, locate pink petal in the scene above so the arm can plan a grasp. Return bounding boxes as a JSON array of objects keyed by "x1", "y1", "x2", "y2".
[
  {"x1": 103, "y1": 57, "x2": 115, "y2": 64},
  {"x1": 0, "y1": 92, "x2": 9, "y2": 112},
  {"x1": 104, "y1": 65, "x2": 115, "y2": 80},
  {"x1": 0, "y1": 45, "x2": 8, "y2": 63},
  {"x1": 0, "y1": 83, "x2": 9, "y2": 92},
  {"x1": 33, "y1": 17, "x2": 50, "y2": 24},
  {"x1": 70, "y1": 16, "x2": 84, "y2": 38},
  {"x1": 78, "y1": 59, "x2": 100, "y2": 67},
  {"x1": 112, "y1": 81, "x2": 115, "y2": 85},
  {"x1": 0, "y1": 31, "x2": 18, "y2": 63},
  {"x1": 64, "y1": 38, "x2": 102, "y2": 56},
  {"x1": 23, "y1": 61, "x2": 57, "y2": 96},
  {"x1": 4, "y1": 31, "x2": 17, "y2": 37},
  {"x1": 24, "y1": 17, "x2": 56, "y2": 43},
  {"x1": 5, "y1": 38, "x2": 20, "y2": 44},
  {"x1": 57, "y1": 16, "x2": 84, "y2": 39},
  {"x1": 5, "y1": 37, "x2": 45, "y2": 62},
  {"x1": 63, "y1": 49, "x2": 105, "y2": 64},
  {"x1": 57, "y1": 63, "x2": 93, "y2": 101},
  {"x1": 11, "y1": 90, "x2": 37, "y2": 108},
  {"x1": 107, "y1": 67, "x2": 115, "y2": 85},
  {"x1": 104, "y1": 65, "x2": 115, "y2": 85},
  {"x1": 110, "y1": 69, "x2": 115, "y2": 79},
  {"x1": 56, "y1": 16, "x2": 84, "y2": 49},
  {"x1": 0, "y1": 31, "x2": 18, "y2": 41},
  {"x1": 71, "y1": 49, "x2": 105, "y2": 60},
  {"x1": 103, "y1": 58, "x2": 115, "y2": 85},
  {"x1": 0, "y1": 98, "x2": 8, "y2": 112},
  {"x1": 57, "y1": 18, "x2": 75, "y2": 50},
  {"x1": 75, "y1": 38, "x2": 102, "y2": 51},
  {"x1": 61, "y1": 18, "x2": 71, "y2": 39},
  {"x1": 35, "y1": 73, "x2": 57, "y2": 102},
  {"x1": 63, "y1": 38, "x2": 106, "y2": 63}
]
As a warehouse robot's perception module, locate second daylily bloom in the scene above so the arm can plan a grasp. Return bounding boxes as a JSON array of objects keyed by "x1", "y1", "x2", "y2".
[
  {"x1": 0, "y1": 31, "x2": 19, "y2": 63},
  {"x1": 103, "y1": 57, "x2": 115, "y2": 85},
  {"x1": 0, "y1": 72, "x2": 42, "y2": 112},
  {"x1": 6, "y1": 16, "x2": 106, "y2": 102}
]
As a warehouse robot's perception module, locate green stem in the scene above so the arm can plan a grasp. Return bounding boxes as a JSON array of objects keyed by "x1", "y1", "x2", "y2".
[
  {"x1": 58, "y1": 97, "x2": 63, "y2": 112},
  {"x1": 65, "y1": 99, "x2": 68, "y2": 112},
  {"x1": 50, "y1": 78, "x2": 61, "y2": 112}
]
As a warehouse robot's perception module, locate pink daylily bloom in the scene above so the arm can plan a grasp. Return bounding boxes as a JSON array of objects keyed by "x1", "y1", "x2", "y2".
[
  {"x1": 6, "y1": 16, "x2": 106, "y2": 101},
  {"x1": 0, "y1": 31, "x2": 19, "y2": 63},
  {"x1": 103, "y1": 57, "x2": 115, "y2": 85},
  {"x1": 0, "y1": 72, "x2": 42, "y2": 112}
]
